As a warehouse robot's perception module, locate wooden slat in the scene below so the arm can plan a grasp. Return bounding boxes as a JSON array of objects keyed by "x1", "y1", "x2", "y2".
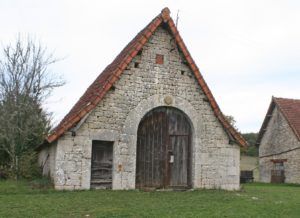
[
  {"x1": 91, "y1": 141, "x2": 113, "y2": 189},
  {"x1": 136, "y1": 107, "x2": 191, "y2": 189}
]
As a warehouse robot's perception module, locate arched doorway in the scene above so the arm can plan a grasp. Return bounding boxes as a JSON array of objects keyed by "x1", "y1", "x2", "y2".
[{"x1": 136, "y1": 107, "x2": 192, "y2": 189}]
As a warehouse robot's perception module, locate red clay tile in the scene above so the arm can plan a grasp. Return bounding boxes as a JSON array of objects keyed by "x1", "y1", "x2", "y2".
[
  {"x1": 46, "y1": 8, "x2": 246, "y2": 147},
  {"x1": 257, "y1": 97, "x2": 300, "y2": 145},
  {"x1": 156, "y1": 54, "x2": 164, "y2": 64}
]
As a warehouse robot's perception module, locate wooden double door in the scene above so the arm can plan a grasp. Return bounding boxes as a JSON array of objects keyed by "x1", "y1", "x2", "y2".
[{"x1": 136, "y1": 107, "x2": 192, "y2": 189}]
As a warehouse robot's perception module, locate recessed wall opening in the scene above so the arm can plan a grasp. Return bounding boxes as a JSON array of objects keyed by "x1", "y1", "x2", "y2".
[
  {"x1": 182, "y1": 60, "x2": 188, "y2": 66},
  {"x1": 137, "y1": 49, "x2": 143, "y2": 56},
  {"x1": 90, "y1": 140, "x2": 113, "y2": 189},
  {"x1": 136, "y1": 106, "x2": 192, "y2": 190},
  {"x1": 134, "y1": 62, "x2": 139, "y2": 68},
  {"x1": 156, "y1": 54, "x2": 164, "y2": 64},
  {"x1": 110, "y1": 85, "x2": 116, "y2": 91},
  {"x1": 271, "y1": 159, "x2": 287, "y2": 183}
]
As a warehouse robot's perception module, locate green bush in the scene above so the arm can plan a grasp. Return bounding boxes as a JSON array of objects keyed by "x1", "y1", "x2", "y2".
[
  {"x1": 18, "y1": 150, "x2": 42, "y2": 180},
  {"x1": 241, "y1": 133, "x2": 258, "y2": 157},
  {"x1": 0, "y1": 166, "x2": 8, "y2": 180},
  {"x1": 2, "y1": 150, "x2": 42, "y2": 180}
]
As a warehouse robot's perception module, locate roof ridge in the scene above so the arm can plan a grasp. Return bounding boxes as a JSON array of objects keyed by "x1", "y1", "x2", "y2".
[
  {"x1": 46, "y1": 8, "x2": 246, "y2": 147},
  {"x1": 273, "y1": 97, "x2": 300, "y2": 140},
  {"x1": 257, "y1": 96, "x2": 300, "y2": 146},
  {"x1": 273, "y1": 96, "x2": 300, "y2": 102}
]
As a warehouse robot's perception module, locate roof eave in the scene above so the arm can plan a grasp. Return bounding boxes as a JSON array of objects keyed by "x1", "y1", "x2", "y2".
[{"x1": 45, "y1": 7, "x2": 246, "y2": 148}]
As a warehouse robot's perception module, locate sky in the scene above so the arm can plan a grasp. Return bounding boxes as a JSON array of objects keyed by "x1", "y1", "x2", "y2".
[{"x1": 1, "y1": 0, "x2": 300, "y2": 133}]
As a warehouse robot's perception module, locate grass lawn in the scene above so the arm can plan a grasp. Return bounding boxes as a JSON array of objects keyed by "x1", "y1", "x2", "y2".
[{"x1": 0, "y1": 181, "x2": 300, "y2": 218}]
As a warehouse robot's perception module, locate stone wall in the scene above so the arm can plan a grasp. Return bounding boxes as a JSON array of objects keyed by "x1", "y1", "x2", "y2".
[
  {"x1": 259, "y1": 106, "x2": 300, "y2": 183},
  {"x1": 49, "y1": 26, "x2": 240, "y2": 190}
]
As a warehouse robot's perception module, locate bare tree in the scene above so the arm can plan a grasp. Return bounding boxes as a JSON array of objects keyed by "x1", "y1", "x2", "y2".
[{"x1": 0, "y1": 37, "x2": 64, "y2": 179}]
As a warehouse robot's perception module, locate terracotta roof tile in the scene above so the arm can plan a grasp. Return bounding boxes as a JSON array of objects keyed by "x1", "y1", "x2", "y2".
[
  {"x1": 46, "y1": 7, "x2": 246, "y2": 147},
  {"x1": 256, "y1": 97, "x2": 300, "y2": 145},
  {"x1": 275, "y1": 97, "x2": 300, "y2": 139}
]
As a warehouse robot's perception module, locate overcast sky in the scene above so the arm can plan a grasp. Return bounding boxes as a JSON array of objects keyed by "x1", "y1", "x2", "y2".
[{"x1": 1, "y1": 0, "x2": 300, "y2": 133}]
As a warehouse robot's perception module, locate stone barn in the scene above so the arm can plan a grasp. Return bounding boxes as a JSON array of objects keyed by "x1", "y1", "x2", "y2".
[
  {"x1": 257, "y1": 97, "x2": 300, "y2": 183},
  {"x1": 38, "y1": 8, "x2": 246, "y2": 190}
]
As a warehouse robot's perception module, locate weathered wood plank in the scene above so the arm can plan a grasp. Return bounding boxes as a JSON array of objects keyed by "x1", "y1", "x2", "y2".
[
  {"x1": 91, "y1": 141, "x2": 113, "y2": 189},
  {"x1": 136, "y1": 107, "x2": 191, "y2": 189}
]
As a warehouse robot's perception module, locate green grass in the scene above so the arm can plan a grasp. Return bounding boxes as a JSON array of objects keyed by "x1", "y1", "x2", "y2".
[{"x1": 1, "y1": 181, "x2": 300, "y2": 217}]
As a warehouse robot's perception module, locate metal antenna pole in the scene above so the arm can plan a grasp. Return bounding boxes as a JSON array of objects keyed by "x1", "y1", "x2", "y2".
[{"x1": 176, "y1": 10, "x2": 180, "y2": 27}]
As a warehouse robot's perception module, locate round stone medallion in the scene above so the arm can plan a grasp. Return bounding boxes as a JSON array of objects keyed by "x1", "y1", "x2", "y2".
[{"x1": 164, "y1": 96, "x2": 173, "y2": 105}]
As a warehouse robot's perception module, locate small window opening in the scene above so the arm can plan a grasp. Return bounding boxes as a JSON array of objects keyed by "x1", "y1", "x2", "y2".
[
  {"x1": 134, "y1": 62, "x2": 139, "y2": 68},
  {"x1": 110, "y1": 85, "x2": 116, "y2": 91},
  {"x1": 137, "y1": 49, "x2": 143, "y2": 56},
  {"x1": 203, "y1": 97, "x2": 209, "y2": 102},
  {"x1": 274, "y1": 162, "x2": 284, "y2": 171},
  {"x1": 162, "y1": 22, "x2": 169, "y2": 30},
  {"x1": 182, "y1": 60, "x2": 188, "y2": 65},
  {"x1": 181, "y1": 70, "x2": 185, "y2": 75},
  {"x1": 156, "y1": 54, "x2": 164, "y2": 64}
]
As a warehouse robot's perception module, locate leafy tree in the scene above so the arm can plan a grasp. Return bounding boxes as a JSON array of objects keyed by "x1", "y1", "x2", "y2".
[
  {"x1": 225, "y1": 115, "x2": 258, "y2": 157},
  {"x1": 0, "y1": 37, "x2": 64, "y2": 179},
  {"x1": 241, "y1": 133, "x2": 258, "y2": 156},
  {"x1": 225, "y1": 115, "x2": 237, "y2": 130}
]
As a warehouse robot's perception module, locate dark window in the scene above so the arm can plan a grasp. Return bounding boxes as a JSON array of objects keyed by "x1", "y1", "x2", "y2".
[{"x1": 274, "y1": 162, "x2": 284, "y2": 171}]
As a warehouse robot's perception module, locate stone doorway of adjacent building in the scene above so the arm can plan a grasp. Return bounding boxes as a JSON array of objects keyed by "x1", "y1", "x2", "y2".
[
  {"x1": 271, "y1": 159, "x2": 286, "y2": 183},
  {"x1": 135, "y1": 107, "x2": 192, "y2": 190}
]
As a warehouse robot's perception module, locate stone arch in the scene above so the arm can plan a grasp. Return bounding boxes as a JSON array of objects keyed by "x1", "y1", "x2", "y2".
[
  {"x1": 136, "y1": 106, "x2": 192, "y2": 188},
  {"x1": 122, "y1": 95, "x2": 202, "y2": 136},
  {"x1": 119, "y1": 94, "x2": 204, "y2": 189}
]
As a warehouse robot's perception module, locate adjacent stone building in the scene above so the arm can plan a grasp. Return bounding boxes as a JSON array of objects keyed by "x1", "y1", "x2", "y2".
[
  {"x1": 257, "y1": 97, "x2": 300, "y2": 183},
  {"x1": 38, "y1": 8, "x2": 246, "y2": 191}
]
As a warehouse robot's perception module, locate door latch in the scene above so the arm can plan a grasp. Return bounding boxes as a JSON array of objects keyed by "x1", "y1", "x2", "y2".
[{"x1": 169, "y1": 155, "x2": 174, "y2": 163}]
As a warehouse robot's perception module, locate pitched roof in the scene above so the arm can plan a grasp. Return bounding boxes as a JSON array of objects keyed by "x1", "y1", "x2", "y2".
[
  {"x1": 256, "y1": 97, "x2": 300, "y2": 145},
  {"x1": 46, "y1": 8, "x2": 246, "y2": 147}
]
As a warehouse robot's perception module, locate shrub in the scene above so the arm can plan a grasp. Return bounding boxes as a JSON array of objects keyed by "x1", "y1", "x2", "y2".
[
  {"x1": 18, "y1": 150, "x2": 42, "y2": 180},
  {"x1": 0, "y1": 166, "x2": 8, "y2": 180}
]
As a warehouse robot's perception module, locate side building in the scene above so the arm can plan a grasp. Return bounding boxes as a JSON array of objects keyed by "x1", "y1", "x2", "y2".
[{"x1": 257, "y1": 97, "x2": 300, "y2": 183}]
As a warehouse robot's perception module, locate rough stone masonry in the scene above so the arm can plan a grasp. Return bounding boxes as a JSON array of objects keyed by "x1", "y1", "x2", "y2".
[
  {"x1": 259, "y1": 106, "x2": 300, "y2": 183},
  {"x1": 38, "y1": 9, "x2": 243, "y2": 191}
]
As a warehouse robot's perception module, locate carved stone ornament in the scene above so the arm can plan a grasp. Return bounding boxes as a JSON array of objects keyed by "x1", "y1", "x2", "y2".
[{"x1": 164, "y1": 96, "x2": 173, "y2": 105}]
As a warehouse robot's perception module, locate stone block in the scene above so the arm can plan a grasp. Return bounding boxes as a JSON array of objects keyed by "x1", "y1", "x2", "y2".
[{"x1": 45, "y1": 25, "x2": 240, "y2": 191}]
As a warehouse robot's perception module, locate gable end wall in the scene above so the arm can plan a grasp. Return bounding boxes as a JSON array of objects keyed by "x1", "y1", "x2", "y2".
[
  {"x1": 52, "y1": 26, "x2": 240, "y2": 190},
  {"x1": 259, "y1": 106, "x2": 300, "y2": 183}
]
